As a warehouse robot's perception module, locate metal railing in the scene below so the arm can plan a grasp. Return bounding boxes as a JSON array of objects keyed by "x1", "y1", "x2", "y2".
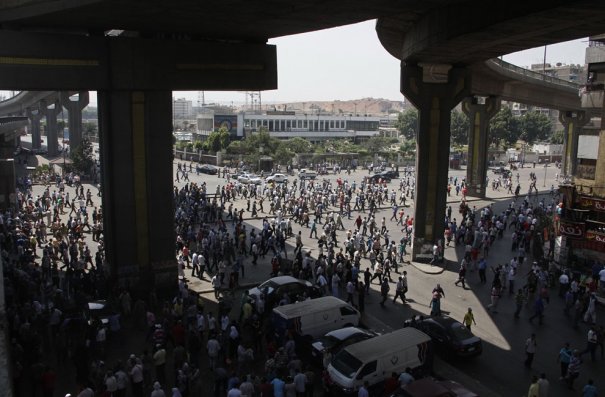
[{"x1": 489, "y1": 58, "x2": 581, "y2": 90}]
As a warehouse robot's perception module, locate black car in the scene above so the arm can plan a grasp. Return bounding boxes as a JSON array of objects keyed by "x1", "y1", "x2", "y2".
[
  {"x1": 405, "y1": 316, "x2": 482, "y2": 358},
  {"x1": 197, "y1": 164, "x2": 218, "y2": 175},
  {"x1": 378, "y1": 170, "x2": 400, "y2": 179},
  {"x1": 365, "y1": 174, "x2": 390, "y2": 183}
]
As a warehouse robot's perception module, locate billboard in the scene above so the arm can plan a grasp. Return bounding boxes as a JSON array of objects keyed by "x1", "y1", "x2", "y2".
[{"x1": 214, "y1": 115, "x2": 238, "y2": 138}]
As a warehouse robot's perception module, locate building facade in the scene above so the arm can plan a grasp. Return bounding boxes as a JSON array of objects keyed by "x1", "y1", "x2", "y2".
[{"x1": 556, "y1": 36, "x2": 605, "y2": 266}]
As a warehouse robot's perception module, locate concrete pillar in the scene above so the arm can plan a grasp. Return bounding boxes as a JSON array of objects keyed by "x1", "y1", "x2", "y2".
[
  {"x1": 41, "y1": 99, "x2": 62, "y2": 157},
  {"x1": 401, "y1": 64, "x2": 470, "y2": 258},
  {"x1": 559, "y1": 111, "x2": 587, "y2": 178},
  {"x1": 462, "y1": 96, "x2": 500, "y2": 198},
  {"x1": 62, "y1": 91, "x2": 89, "y2": 151},
  {"x1": 97, "y1": 90, "x2": 177, "y2": 293},
  {"x1": 26, "y1": 107, "x2": 43, "y2": 150}
]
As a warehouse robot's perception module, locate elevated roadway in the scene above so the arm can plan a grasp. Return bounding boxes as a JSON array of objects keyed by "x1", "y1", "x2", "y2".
[{"x1": 1, "y1": 0, "x2": 604, "y2": 286}]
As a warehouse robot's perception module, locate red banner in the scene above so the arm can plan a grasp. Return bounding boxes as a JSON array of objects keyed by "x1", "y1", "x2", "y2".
[
  {"x1": 559, "y1": 220, "x2": 585, "y2": 239},
  {"x1": 580, "y1": 196, "x2": 605, "y2": 212}
]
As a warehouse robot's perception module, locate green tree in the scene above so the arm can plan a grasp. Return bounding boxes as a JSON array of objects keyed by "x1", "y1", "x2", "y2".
[
  {"x1": 206, "y1": 126, "x2": 231, "y2": 152},
  {"x1": 489, "y1": 107, "x2": 521, "y2": 149},
  {"x1": 282, "y1": 137, "x2": 313, "y2": 154},
  {"x1": 364, "y1": 136, "x2": 391, "y2": 154},
  {"x1": 519, "y1": 111, "x2": 552, "y2": 144},
  {"x1": 550, "y1": 129, "x2": 564, "y2": 144},
  {"x1": 450, "y1": 109, "x2": 470, "y2": 147},
  {"x1": 394, "y1": 109, "x2": 418, "y2": 140},
  {"x1": 70, "y1": 138, "x2": 95, "y2": 175},
  {"x1": 399, "y1": 140, "x2": 416, "y2": 157}
]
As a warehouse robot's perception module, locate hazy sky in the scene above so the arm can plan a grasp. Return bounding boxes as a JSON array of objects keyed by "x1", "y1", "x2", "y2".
[
  {"x1": 176, "y1": 20, "x2": 589, "y2": 105},
  {"x1": 1, "y1": 20, "x2": 589, "y2": 106}
]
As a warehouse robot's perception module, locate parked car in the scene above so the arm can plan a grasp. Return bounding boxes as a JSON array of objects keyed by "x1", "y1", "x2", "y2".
[
  {"x1": 405, "y1": 316, "x2": 482, "y2": 358},
  {"x1": 247, "y1": 276, "x2": 321, "y2": 309},
  {"x1": 311, "y1": 326, "x2": 378, "y2": 365},
  {"x1": 266, "y1": 173, "x2": 288, "y2": 183},
  {"x1": 392, "y1": 377, "x2": 479, "y2": 397},
  {"x1": 196, "y1": 164, "x2": 218, "y2": 175}
]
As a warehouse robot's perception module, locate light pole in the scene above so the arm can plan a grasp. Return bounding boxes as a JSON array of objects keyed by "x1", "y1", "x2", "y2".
[{"x1": 543, "y1": 163, "x2": 547, "y2": 187}]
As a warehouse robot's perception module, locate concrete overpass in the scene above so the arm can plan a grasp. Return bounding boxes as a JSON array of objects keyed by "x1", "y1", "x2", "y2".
[
  {"x1": 1, "y1": 0, "x2": 605, "y2": 284},
  {"x1": 0, "y1": 91, "x2": 88, "y2": 155}
]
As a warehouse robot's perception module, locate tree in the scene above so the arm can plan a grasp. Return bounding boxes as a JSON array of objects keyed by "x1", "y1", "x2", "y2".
[
  {"x1": 450, "y1": 109, "x2": 470, "y2": 147},
  {"x1": 519, "y1": 111, "x2": 552, "y2": 144},
  {"x1": 550, "y1": 129, "x2": 564, "y2": 144},
  {"x1": 206, "y1": 126, "x2": 231, "y2": 153},
  {"x1": 394, "y1": 109, "x2": 418, "y2": 141},
  {"x1": 282, "y1": 137, "x2": 313, "y2": 154},
  {"x1": 489, "y1": 107, "x2": 521, "y2": 149},
  {"x1": 70, "y1": 138, "x2": 95, "y2": 175}
]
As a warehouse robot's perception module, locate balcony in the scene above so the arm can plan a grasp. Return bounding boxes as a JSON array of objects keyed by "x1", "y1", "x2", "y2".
[{"x1": 580, "y1": 84, "x2": 604, "y2": 109}]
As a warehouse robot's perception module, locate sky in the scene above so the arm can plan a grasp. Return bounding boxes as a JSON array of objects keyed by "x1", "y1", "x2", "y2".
[
  {"x1": 0, "y1": 20, "x2": 589, "y2": 106},
  {"x1": 177, "y1": 20, "x2": 589, "y2": 105}
]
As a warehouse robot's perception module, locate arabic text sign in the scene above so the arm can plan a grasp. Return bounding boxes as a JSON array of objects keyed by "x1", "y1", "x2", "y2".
[
  {"x1": 580, "y1": 196, "x2": 605, "y2": 212},
  {"x1": 586, "y1": 230, "x2": 605, "y2": 245},
  {"x1": 559, "y1": 220, "x2": 585, "y2": 239}
]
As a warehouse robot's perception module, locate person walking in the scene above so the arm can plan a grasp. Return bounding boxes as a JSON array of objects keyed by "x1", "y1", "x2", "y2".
[
  {"x1": 393, "y1": 273, "x2": 408, "y2": 304},
  {"x1": 557, "y1": 342, "x2": 572, "y2": 380},
  {"x1": 524, "y1": 333, "x2": 537, "y2": 368},
  {"x1": 537, "y1": 373, "x2": 549, "y2": 397},
  {"x1": 463, "y1": 308, "x2": 476, "y2": 332},
  {"x1": 565, "y1": 350, "x2": 581, "y2": 390},
  {"x1": 528, "y1": 296, "x2": 545, "y2": 325},
  {"x1": 454, "y1": 263, "x2": 467, "y2": 289},
  {"x1": 429, "y1": 290, "x2": 442, "y2": 316},
  {"x1": 379, "y1": 278, "x2": 390, "y2": 307},
  {"x1": 487, "y1": 285, "x2": 501, "y2": 314},
  {"x1": 514, "y1": 288, "x2": 525, "y2": 318},
  {"x1": 580, "y1": 326, "x2": 599, "y2": 362},
  {"x1": 527, "y1": 375, "x2": 539, "y2": 397}
]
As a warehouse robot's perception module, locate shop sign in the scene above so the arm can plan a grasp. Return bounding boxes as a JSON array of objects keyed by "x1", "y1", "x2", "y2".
[
  {"x1": 579, "y1": 196, "x2": 605, "y2": 212},
  {"x1": 586, "y1": 230, "x2": 605, "y2": 245},
  {"x1": 559, "y1": 220, "x2": 585, "y2": 239}
]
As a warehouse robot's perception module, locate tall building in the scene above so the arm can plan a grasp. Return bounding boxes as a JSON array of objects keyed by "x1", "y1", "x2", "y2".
[{"x1": 172, "y1": 97, "x2": 193, "y2": 119}]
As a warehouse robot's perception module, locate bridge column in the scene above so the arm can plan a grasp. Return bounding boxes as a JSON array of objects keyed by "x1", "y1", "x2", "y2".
[
  {"x1": 401, "y1": 64, "x2": 470, "y2": 258},
  {"x1": 97, "y1": 90, "x2": 176, "y2": 293},
  {"x1": 462, "y1": 96, "x2": 500, "y2": 198},
  {"x1": 62, "y1": 91, "x2": 89, "y2": 150},
  {"x1": 559, "y1": 111, "x2": 588, "y2": 178},
  {"x1": 26, "y1": 107, "x2": 43, "y2": 150},
  {"x1": 41, "y1": 99, "x2": 62, "y2": 157}
]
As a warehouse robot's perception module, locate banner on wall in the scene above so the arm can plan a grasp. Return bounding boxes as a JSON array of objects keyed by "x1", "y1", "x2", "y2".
[
  {"x1": 579, "y1": 196, "x2": 605, "y2": 212},
  {"x1": 559, "y1": 220, "x2": 585, "y2": 239},
  {"x1": 586, "y1": 230, "x2": 605, "y2": 246}
]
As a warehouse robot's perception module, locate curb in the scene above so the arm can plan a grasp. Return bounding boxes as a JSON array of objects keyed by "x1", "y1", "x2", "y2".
[{"x1": 408, "y1": 261, "x2": 448, "y2": 275}]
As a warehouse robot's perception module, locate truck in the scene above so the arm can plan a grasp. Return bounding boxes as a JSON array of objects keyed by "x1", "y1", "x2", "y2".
[{"x1": 298, "y1": 168, "x2": 317, "y2": 180}]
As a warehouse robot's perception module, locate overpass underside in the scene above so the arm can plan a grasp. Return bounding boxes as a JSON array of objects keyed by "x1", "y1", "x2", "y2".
[{"x1": 0, "y1": 31, "x2": 277, "y2": 292}]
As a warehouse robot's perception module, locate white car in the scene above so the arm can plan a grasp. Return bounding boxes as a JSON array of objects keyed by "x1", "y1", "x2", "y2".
[
  {"x1": 266, "y1": 173, "x2": 288, "y2": 183},
  {"x1": 248, "y1": 174, "x2": 262, "y2": 185},
  {"x1": 237, "y1": 173, "x2": 253, "y2": 183}
]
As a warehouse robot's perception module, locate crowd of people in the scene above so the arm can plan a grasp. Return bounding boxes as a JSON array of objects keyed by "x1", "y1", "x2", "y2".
[{"x1": 3, "y1": 159, "x2": 604, "y2": 397}]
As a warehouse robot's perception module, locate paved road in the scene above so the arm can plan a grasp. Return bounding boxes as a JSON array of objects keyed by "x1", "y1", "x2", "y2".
[
  {"x1": 169, "y1": 162, "x2": 602, "y2": 397},
  {"x1": 21, "y1": 153, "x2": 602, "y2": 397}
]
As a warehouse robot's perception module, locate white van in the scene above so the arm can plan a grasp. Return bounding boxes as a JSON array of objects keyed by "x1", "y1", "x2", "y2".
[
  {"x1": 328, "y1": 327, "x2": 433, "y2": 395},
  {"x1": 272, "y1": 296, "x2": 360, "y2": 341}
]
